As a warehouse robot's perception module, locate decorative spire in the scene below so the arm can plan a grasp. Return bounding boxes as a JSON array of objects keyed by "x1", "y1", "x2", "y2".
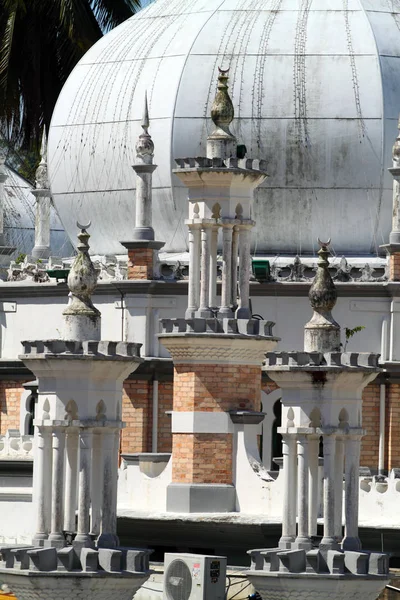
[
  {"x1": 304, "y1": 239, "x2": 341, "y2": 353},
  {"x1": 63, "y1": 221, "x2": 101, "y2": 340},
  {"x1": 35, "y1": 129, "x2": 49, "y2": 190},
  {"x1": 207, "y1": 68, "x2": 237, "y2": 160},
  {"x1": 135, "y1": 91, "x2": 154, "y2": 165}
]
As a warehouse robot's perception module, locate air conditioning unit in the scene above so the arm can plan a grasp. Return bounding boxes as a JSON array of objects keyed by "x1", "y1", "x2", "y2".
[{"x1": 163, "y1": 553, "x2": 227, "y2": 600}]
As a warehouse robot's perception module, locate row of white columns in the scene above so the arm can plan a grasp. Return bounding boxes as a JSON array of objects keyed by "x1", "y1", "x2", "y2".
[
  {"x1": 34, "y1": 425, "x2": 120, "y2": 549},
  {"x1": 186, "y1": 221, "x2": 253, "y2": 320},
  {"x1": 280, "y1": 433, "x2": 362, "y2": 552}
]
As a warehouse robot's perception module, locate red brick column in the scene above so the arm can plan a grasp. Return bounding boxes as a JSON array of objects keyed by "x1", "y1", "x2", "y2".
[
  {"x1": 390, "y1": 253, "x2": 400, "y2": 281},
  {"x1": 127, "y1": 248, "x2": 154, "y2": 280},
  {"x1": 172, "y1": 363, "x2": 261, "y2": 485}
]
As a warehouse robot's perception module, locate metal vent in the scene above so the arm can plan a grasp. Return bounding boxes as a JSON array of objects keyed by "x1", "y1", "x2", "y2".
[{"x1": 165, "y1": 559, "x2": 193, "y2": 600}]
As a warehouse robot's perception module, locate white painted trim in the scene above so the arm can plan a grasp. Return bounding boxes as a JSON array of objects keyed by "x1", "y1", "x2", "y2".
[{"x1": 171, "y1": 411, "x2": 234, "y2": 434}]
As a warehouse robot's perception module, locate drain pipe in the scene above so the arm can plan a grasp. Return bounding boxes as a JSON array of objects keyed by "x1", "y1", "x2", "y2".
[
  {"x1": 152, "y1": 378, "x2": 159, "y2": 453},
  {"x1": 152, "y1": 308, "x2": 160, "y2": 453},
  {"x1": 379, "y1": 318, "x2": 389, "y2": 476}
]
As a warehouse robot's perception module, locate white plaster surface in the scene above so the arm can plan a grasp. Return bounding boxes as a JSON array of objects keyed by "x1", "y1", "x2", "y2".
[{"x1": 48, "y1": 0, "x2": 400, "y2": 256}]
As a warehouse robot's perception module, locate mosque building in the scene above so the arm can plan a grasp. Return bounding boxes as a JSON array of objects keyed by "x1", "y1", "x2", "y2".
[{"x1": 1, "y1": 0, "x2": 400, "y2": 564}]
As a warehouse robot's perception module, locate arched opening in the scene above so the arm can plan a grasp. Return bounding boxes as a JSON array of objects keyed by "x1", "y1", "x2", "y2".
[{"x1": 271, "y1": 399, "x2": 282, "y2": 470}]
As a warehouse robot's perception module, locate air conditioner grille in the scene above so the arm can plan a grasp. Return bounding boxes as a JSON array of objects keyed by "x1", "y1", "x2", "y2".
[{"x1": 165, "y1": 559, "x2": 193, "y2": 600}]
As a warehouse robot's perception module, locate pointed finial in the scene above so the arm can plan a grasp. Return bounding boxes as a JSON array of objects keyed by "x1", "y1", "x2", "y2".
[
  {"x1": 142, "y1": 90, "x2": 150, "y2": 133},
  {"x1": 63, "y1": 221, "x2": 100, "y2": 338},
  {"x1": 304, "y1": 239, "x2": 341, "y2": 353},
  {"x1": 35, "y1": 128, "x2": 49, "y2": 190},
  {"x1": 135, "y1": 91, "x2": 154, "y2": 165}
]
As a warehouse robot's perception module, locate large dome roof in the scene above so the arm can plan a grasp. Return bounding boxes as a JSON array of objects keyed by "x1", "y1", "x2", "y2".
[{"x1": 48, "y1": 0, "x2": 400, "y2": 256}]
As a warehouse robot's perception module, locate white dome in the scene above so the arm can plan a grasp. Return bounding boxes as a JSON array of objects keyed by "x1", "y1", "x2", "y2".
[{"x1": 48, "y1": 0, "x2": 400, "y2": 256}]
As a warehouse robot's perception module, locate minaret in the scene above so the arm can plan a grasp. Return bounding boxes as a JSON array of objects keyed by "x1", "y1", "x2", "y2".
[
  {"x1": 0, "y1": 224, "x2": 151, "y2": 600},
  {"x1": 121, "y1": 93, "x2": 164, "y2": 279},
  {"x1": 0, "y1": 153, "x2": 16, "y2": 266},
  {"x1": 381, "y1": 117, "x2": 400, "y2": 280},
  {"x1": 158, "y1": 69, "x2": 279, "y2": 513},
  {"x1": 247, "y1": 239, "x2": 388, "y2": 600},
  {"x1": 175, "y1": 67, "x2": 263, "y2": 320},
  {"x1": 32, "y1": 130, "x2": 52, "y2": 259}
]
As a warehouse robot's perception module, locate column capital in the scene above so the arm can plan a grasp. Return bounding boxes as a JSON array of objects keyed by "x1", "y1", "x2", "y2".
[
  {"x1": 219, "y1": 218, "x2": 239, "y2": 227},
  {"x1": 237, "y1": 220, "x2": 256, "y2": 230}
]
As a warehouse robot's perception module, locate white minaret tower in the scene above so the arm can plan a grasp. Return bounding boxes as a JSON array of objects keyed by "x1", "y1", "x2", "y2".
[
  {"x1": 0, "y1": 224, "x2": 151, "y2": 600},
  {"x1": 247, "y1": 241, "x2": 389, "y2": 600},
  {"x1": 121, "y1": 93, "x2": 164, "y2": 280},
  {"x1": 174, "y1": 68, "x2": 265, "y2": 319},
  {"x1": 0, "y1": 153, "x2": 16, "y2": 266},
  {"x1": 32, "y1": 130, "x2": 52, "y2": 259}
]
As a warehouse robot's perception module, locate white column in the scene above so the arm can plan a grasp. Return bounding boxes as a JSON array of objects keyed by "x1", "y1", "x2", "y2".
[
  {"x1": 321, "y1": 435, "x2": 338, "y2": 549},
  {"x1": 64, "y1": 428, "x2": 78, "y2": 533},
  {"x1": 90, "y1": 429, "x2": 103, "y2": 536},
  {"x1": 32, "y1": 192, "x2": 51, "y2": 259},
  {"x1": 236, "y1": 225, "x2": 252, "y2": 319},
  {"x1": 48, "y1": 428, "x2": 66, "y2": 547},
  {"x1": 279, "y1": 435, "x2": 297, "y2": 548},
  {"x1": 342, "y1": 436, "x2": 362, "y2": 551},
  {"x1": 220, "y1": 224, "x2": 233, "y2": 317},
  {"x1": 334, "y1": 436, "x2": 344, "y2": 541},
  {"x1": 75, "y1": 429, "x2": 94, "y2": 547},
  {"x1": 231, "y1": 225, "x2": 239, "y2": 307},
  {"x1": 294, "y1": 435, "x2": 311, "y2": 549},
  {"x1": 308, "y1": 436, "x2": 319, "y2": 537},
  {"x1": 197, "y1": 225, "x2": 212, "y2": 318},
  {"x1": 33, "y1": 426, "x2": 51, "y2": 545},
  {"x1": 209, "y1": 225, "x2": 219, "y2": 309},
  {"x1": 97, "y1": 429, "x2": 119, "y2": 548},
  {"x1": 186, "y1": 225, "x2": 201, "y2": 319}
]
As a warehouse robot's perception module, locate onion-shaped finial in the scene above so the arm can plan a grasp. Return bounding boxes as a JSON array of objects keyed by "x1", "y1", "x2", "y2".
[
  {"x1": 63, "y1": 221, "x2": 100, "y2": 322},
  {"x1": 211, "y1": 67, "x2": 235, "y2": 135},
  {"x1": 304, "y1": 239, "x2": 341, "y2": 353}
]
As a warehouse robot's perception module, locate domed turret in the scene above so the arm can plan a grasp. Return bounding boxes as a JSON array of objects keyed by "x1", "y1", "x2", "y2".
[{"x1": 48, "y1": 0, "x2": 400, "y2": 256}]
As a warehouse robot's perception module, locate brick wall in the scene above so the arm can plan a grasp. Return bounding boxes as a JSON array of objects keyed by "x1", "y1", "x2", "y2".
[
  {"x1": 360, "y1": 382, "x2": 381, "y2": 469},
  {"x1": 390, "y1": 254, "x2": 400, "y2": 281},
  {"x1": 121, "y1": 380, "x2": 152, "y2": 454},
  {"x1": 121, "y1": 378, "x2": 173, "y2": 454},
  {"x1": 387, "y1": 383, "x2": 400, "y2": 470},
  {"x1": 0, "y1": 381, "x2": 28, "y2": 434},
  {"x1": 158, "y1": 381, "x2": 173, "y2": 452},
  {"x1": 127, "y1": 248, "x2": 154, "y2": 280}
]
